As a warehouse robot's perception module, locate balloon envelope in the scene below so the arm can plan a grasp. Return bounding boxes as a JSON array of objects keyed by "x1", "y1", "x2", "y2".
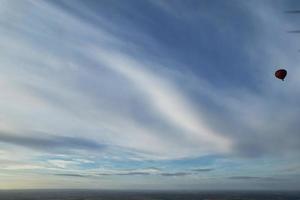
[{"x1": 275, "y1": 69, "x2": 287, "y2": 80}]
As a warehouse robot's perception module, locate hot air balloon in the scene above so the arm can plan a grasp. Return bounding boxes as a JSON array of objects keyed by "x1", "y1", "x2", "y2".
[{"x1": 275, "y1": 69, "x2": 287, "y2": 81}]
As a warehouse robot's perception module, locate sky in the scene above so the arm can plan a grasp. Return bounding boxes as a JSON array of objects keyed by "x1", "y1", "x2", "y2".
[{"x1": 0, "y1": 0, "x2": 300, "y2": 190}]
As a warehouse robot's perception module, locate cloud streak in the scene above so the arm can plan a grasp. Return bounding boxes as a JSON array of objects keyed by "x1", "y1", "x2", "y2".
[
  {"x1": 228, "y1": 176, "x2": 282, "y2": 182},
  {"x1": 192, "y1": 168, "x2": 214, "y2": 172},
  {"x1": 91, "y1": 49, "x2": 232, "y2": 154},
  {"x1": 0, "y1": 131, "x2": 105, "y2": 153}
]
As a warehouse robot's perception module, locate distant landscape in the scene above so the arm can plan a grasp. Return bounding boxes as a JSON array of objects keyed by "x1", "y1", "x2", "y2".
[{"x1": 0, "y1": 190, "x2": 300, "y2": 200}]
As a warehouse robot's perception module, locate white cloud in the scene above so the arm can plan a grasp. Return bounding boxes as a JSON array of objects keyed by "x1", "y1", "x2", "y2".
[
  {"x1": 48, "y1": 160, "x2": 79, "y2": 169},
  {"x1": 0, "y1": 0, "x2": 233, "y2": 161},
  {"x1": 90, "y1": 49, "x2": 232, "y2": 154}
]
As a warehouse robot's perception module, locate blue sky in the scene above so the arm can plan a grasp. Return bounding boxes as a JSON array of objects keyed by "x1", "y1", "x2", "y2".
[{"x1": 0, "y1": 0, "x2": 300, "y2": 190}]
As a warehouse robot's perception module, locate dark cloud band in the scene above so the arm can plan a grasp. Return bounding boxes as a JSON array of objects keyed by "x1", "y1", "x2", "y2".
[{"x1": 0, "y1": 131, "x2": 105, "y2": 153}]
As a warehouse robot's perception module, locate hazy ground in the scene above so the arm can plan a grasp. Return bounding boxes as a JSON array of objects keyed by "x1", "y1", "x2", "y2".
[{"x1": 0, "y1": 190, "x2": 299, "y2": 200}]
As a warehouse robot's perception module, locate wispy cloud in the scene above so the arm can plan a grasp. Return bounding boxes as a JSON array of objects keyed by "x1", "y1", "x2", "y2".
[
  {"x1": 54, "y1": 173, "x2": 88, "y2": 178},
  {"x1": 1, "y1": 0, "x2": 300, "y2": 190},
  {"x1": 228, "y1": 176, "x2": 282, "y2": 181},
  {"x1": 192, "y1": 168, "x2": 214, "y2": 172},
  {"x1": 160, "y1": 172, "x2": 191, "y2": 177},
  {"x1": 0, "y1": 131, "x2": 105, "y2": 153},
  {"x1": 52, "y1": 168, "x2": 209, "y2": 178},
  {"x1": 91, "y1": 49, "x2": 232, "y2": 154},
  {"x1": 0, "y1": 0, "x2": 233, "y2": 160}
]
